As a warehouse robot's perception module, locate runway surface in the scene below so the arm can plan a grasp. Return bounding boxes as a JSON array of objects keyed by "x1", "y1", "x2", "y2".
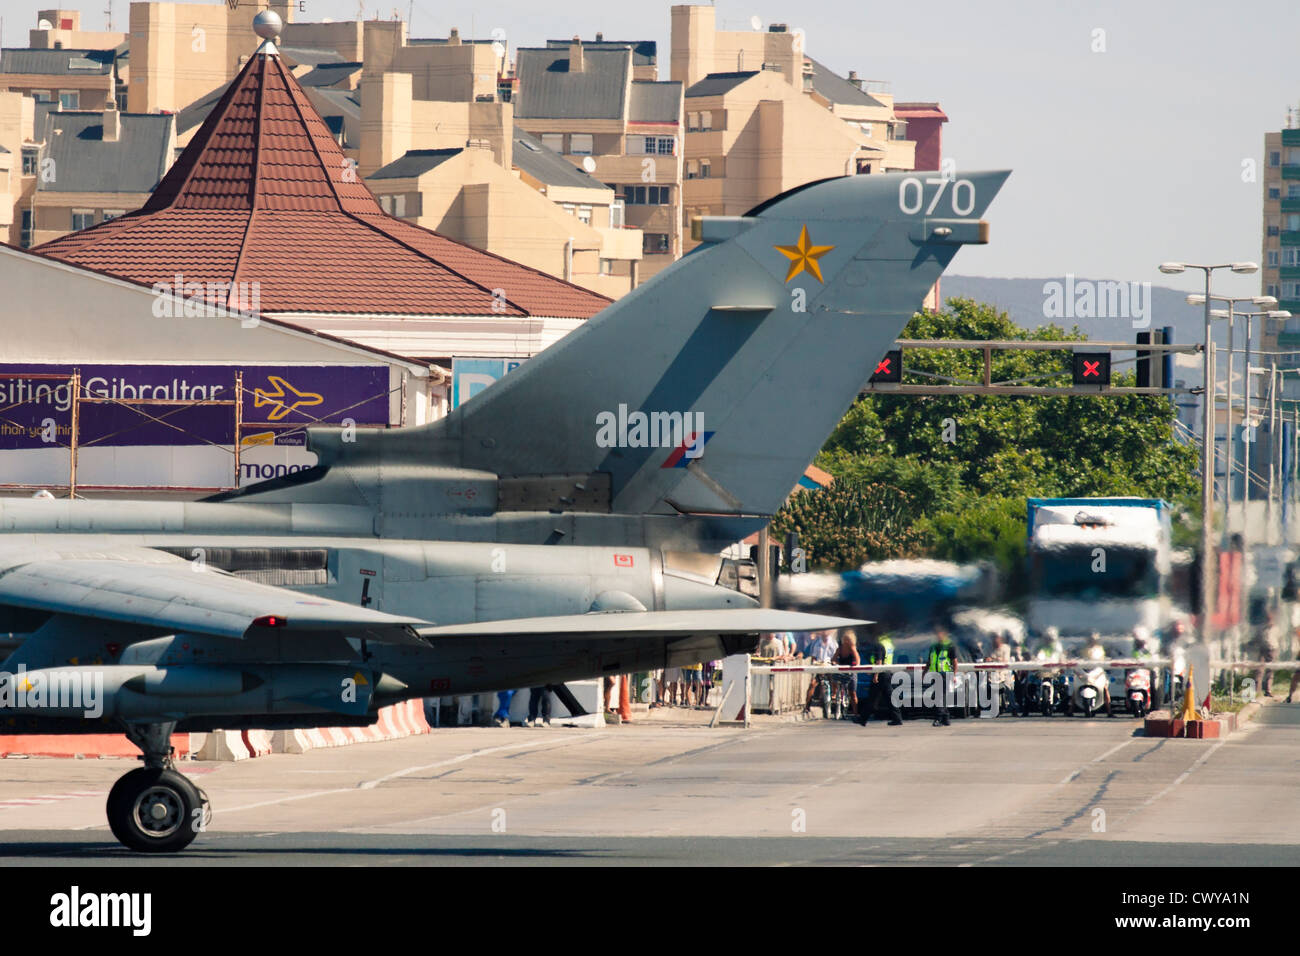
[{"x1": 2, "y1": 704, "x2": 1297, "y2": 865}]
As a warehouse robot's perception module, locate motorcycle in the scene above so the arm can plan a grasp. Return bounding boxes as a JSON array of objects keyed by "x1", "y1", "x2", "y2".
[
  {"x1": 1027, "y1": 670, "x2": 1064, "y2": 717},
  {"x1": 1070, "y1": 662, "x2": 1111, "y2": 718},
  {"x1": 1125, "y1": 666, "x2": 1152, "y2": 718}
]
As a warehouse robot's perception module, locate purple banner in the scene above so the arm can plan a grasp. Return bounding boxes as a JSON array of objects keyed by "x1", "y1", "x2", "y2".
[{"x1": 0, "y1": 365, "x2": 390, "y2": 449}]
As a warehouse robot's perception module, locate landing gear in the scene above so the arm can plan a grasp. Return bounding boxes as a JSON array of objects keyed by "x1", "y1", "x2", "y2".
[{"x1": 108, "y1": 722, "x2": 209, "y2": 853}]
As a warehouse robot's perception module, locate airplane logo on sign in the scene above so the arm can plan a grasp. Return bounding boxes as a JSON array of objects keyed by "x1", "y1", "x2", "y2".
[
  {"x1": 253, "y1": 376, "x2": 324, "y2": 421},
  {"x1": 774, "y1": 225, "x2": 834, "y2": 283}
]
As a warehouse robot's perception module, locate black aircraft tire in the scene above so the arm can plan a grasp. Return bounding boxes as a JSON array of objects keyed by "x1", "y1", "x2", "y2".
[{"x1": 107, "y1": 768, "x2": 203, "y2": 853}]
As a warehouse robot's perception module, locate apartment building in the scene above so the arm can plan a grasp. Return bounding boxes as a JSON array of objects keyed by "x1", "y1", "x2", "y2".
[
  {"x1": 0, "y1": 46, "x2": 120, "y2": 112},
  {"x1": 1260, "y1": 115, "x2": 1300, "y2": 402},
  {"x1": 361, "y1": 72, "x2": 641, "y2": 296},
  {"x1": 23, "y1": 103, "x2": 174, "y2": 247},
  {"x1": 513, "y1": 40, "x2": 684, "y2": 280}
]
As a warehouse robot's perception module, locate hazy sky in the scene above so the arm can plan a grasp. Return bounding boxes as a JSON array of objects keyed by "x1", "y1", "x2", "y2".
[{"x1": 3, "y1": 0, "x2": 1295, "y2": 298}]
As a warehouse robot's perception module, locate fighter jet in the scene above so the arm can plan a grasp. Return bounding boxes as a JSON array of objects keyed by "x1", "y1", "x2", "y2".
[{"x1": 0, "y1": 168, "x2": 1009, "y2": 851}]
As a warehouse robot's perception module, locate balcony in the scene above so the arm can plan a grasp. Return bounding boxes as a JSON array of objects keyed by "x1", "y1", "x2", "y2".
[
  {"x1": 1283, "y1": 198, "x2": 1300, "y2": 213},
  {"x1": 1283, "y1": 231, "x2": 1300, "y2": 246},
  {"x1": 1282, "y1": 129, "x2": 1300, "y2": 146},
  {"x1": 1281, "y1": 266, "x2": 1300, "y2": 279},
  {"x1": 1283, "y1": 164, "x2": 1300, "y2": 180},
  {"x1": 1280, "y1": 300, "x2": 1300, "y2": 316}
]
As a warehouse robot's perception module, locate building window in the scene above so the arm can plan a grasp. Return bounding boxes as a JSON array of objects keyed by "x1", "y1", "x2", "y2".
[
  {"x1": 1268, "y1": 220, "x2": 1280, "y2": 237},
  {"x1": 856, "y1": 158, "x2": 873, "y2": 175},
  {"x1": 699, "y1": 111, "x2": 713, "y2": 132},
  {"x1": 643, "y1": 232, "x2": 670, "y2": 255},
  {"x1": 379, "y1": 195, "x2": 392, "y2": 214},
  {"x1": 58, "y1": 90, "x2": 79, "y2": 110},
  {"x1": 21, "y1": 148, "x2": 38, "y2": 176},
  {"x1": 1286, "y1": 214, "x2": 1300, "y2": 232},
  {"x1": 392, "y1": 194, "x2": 406, "y2": 217},
  {"x1": 1289, "y1": 149, "x2": 1300, "y2": 164},
  {"x1": 1269, "y1": 186, "x2": 1281, "y2": 200},
  {"x1": 1267, "y1": 283, "x2": 1280, "y2": 298},
  {"x1": 561, "y1": 202, "x2": 575, "y2": 216},
  {"x1": 1290, "y1": 184, "x2": 1300, "y2": 199},
  {"x1": 577, "y1": 205, "x2": 592, "y2": 225},
  {"x1": 610, "y1": 200, "x2": 625, "y2": 228},
  {"x1": 687, "y1": 112, "x2": 700, "y2": 132},
  {"x1": 541, "y1": 133, "x2": 564, "y2": 153},
  {"x1": 1285, "y1": 248, "x2": 1299, "y2": 267},
  {"x1": 685, "y1": 159, "x2": 698, "y2": 179},
  {"x1": 698, "y1": 159, "x2": 711, "y2": 178},
  {"x1": 1284, "y1": 281, "x2": 1300, "y2": 298},
  {"x1": 1268, "y1": 250, "x2": 1280, "y2": 267},
  {"x1": 600, "y1": 258, "x2": 613, "y2": 275},
  {"x1": 860, "y1": 122, "x2": 873, "y2": 138},
  {"x1": 621, "y1": 185, "x2": 671, "y2": 205},
  {"x1": 102, "y1": 209, "x2": 125, "y2": 221},
  {"x1": 20, "y1": 210, "x2": 32, "y2": 248},
  {"x1": 1270, "y1": 151, "x2": 1282, "y2": 167},
  {"x1": 570, "y1": 133, "x2": 593, "y2": 155},
  {"x1": 32, "y1": 89, "x2": 53, "y2": 103},
  {"x1": 626, "y1": 135, "x2": 676, "y2": 156},
  {"x1": 71, "y1": 209, "x2": 94, "y2": 230}
]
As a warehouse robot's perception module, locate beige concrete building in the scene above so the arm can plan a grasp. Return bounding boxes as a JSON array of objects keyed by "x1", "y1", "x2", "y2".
[
  {"x1": 513, "y1": 40, "x2": 684, "y2": 279},
  {"x1": 27, "y1": 8, "x2": 125, "y2": 52},
  {"x1": 361, "y1": 72, "x2": 642, "y2": 297},
  {"x1": 12, "y1": 103, "x2": 174, "y2": 248}
]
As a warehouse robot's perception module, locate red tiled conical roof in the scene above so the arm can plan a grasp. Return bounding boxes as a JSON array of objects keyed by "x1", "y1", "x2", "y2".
[{"x1": 35, "y1": 43, "x2": 610, "y2": 319}]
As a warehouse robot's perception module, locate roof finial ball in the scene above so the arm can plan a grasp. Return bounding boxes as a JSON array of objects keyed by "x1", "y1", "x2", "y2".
[{"x1": 253, "y1": 9, "x2": 283, "y2": 41}]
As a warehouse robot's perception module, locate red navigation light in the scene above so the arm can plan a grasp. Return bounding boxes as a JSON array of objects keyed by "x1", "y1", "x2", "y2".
[{"x1": 253, "y1": 615, "x2": 288, "y2": 628}]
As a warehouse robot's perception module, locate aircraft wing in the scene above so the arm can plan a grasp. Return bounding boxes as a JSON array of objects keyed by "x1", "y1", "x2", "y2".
[
  {"x1": 0, "y1": 549, "x2": 428, "y2": 644},
  {"x1": 419, "y1": 608, "x2": 862, "y2": 639}
]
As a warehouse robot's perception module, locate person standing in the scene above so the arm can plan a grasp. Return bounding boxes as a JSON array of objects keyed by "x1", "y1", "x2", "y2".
[
  {"x1": 858, "y1": 630, "x2": 902, "y2": 725},
  {"x1": 493, "y1": 689, "x2": 516, "y2": 727},
  {"x1": 926, "y1": 627, "x2": 957, "y2": 726},
  {"x1": 527, "y1": 686, "x2": 552, "y2": 726}
]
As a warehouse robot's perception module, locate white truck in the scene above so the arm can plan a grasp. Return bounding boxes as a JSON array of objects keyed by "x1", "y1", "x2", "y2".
[{"x1": 1026, "y1": 497, "x2": 1172, "y2": 641}]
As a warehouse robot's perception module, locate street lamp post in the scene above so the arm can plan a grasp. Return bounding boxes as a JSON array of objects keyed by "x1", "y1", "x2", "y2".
[
  {"x1": 1159, "y1": 262, "x2": 1259, "y2": 648},
  {"x1": 1187, "y1": 293, "x2": 1279, "y2": 538},
  {"x1": 1231, "y1": 308, "x2": 1291, "y2": 554}
]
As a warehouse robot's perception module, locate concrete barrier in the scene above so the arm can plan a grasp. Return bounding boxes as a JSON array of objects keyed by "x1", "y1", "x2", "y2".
[{"x1": 267, "y1": 700, "x2": 432, "y2": 756}]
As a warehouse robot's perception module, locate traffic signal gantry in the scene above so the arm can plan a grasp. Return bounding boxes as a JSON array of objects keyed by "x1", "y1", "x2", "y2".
[{"x1": 860, "y1": 336, "x2": 1198, "y2": 397}]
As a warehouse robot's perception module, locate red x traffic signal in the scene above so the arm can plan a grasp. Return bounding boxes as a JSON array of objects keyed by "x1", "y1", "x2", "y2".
[
  {"x1": 1072, "y1": 351, "x2": 1110, "y2": 385},
  {"x1": 870, "y1": 349, "x2": 903, "y2": 384}
]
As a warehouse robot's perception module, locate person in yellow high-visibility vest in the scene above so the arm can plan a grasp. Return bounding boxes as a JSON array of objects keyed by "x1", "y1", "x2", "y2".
[{"x1": 925, "y1": 627, "x2": 957, "y2": 727}]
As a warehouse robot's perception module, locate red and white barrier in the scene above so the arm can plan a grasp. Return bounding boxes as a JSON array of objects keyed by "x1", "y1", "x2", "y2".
[{"x1": 269, "y1": 700, "x2": 432, "y2": 756}]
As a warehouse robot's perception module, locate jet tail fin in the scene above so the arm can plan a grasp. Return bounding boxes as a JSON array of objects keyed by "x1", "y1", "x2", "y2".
[
  {"x1": 423, "y1": 170, "x2": 1010, "y2": 516},
  {"x1": 244, "y1": 170, "x2": 1009, "y2": 520}
]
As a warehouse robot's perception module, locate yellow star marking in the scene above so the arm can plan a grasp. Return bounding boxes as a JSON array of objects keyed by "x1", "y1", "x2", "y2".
[{"x1": 774, "y1": 225, "x2": 835, "y2": 283}]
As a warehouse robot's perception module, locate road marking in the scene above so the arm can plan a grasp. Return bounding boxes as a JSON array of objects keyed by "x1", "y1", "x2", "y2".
[
  {"x1": 358, "y1": 734, "x2": 588, "y2": 790},
  {"x1": 1132, "y1": 740, "x2": 1225, "y2": 813},
  {"x1": 1056, "y1": 738, "x2": 1133, "y2": 784},
  {"x1": 215, "y1": 734, "x2": 592, "y2": 814}
]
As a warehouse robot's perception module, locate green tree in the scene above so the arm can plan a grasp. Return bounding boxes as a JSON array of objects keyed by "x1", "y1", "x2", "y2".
[{"x1": 777, "y1": 297, "x2": 1200, "y2": 577}]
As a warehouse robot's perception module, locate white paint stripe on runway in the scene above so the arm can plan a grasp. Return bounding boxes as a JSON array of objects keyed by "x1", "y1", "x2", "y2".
[
  {"x1": 216, "y1": 734, "x2": 591, "y2": 814},
  {"x1": 357, "y1": 734, "x2": 588, "y2": 790},
  {"x1": 1056, "y1": 737, "x2": 1133, "y2": 785}
]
